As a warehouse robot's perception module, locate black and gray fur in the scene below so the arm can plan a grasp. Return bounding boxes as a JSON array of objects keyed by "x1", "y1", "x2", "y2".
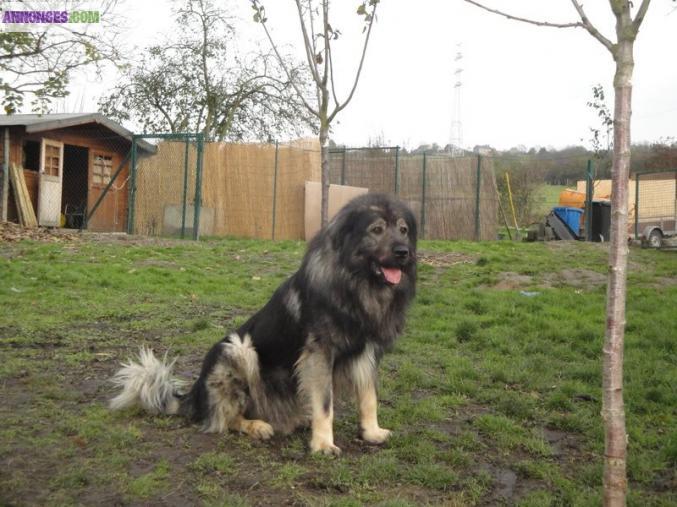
[{"x1": 110, "y1": 193, "x2": 417, "y2": 454}]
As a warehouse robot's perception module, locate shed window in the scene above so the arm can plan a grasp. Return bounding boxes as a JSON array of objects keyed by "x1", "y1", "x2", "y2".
[
  {"x1": 92, "y1": 154, "x2": 113, "y2": 186},
  {"x1": 23, "y1": 141, "x2": 40, "y2": 171},
  {"x1": 44, "y1": 144, "x2": 61, "y2": 176}
]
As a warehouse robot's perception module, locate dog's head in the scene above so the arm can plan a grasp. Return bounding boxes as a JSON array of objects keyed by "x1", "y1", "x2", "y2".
[{"x1": 328, "y1": 193, "x2": 417, "y2": 288}]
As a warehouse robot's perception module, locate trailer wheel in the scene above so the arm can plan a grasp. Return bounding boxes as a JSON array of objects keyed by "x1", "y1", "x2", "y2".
[{"x1": 648, "y1": 229, "x2": 663, "y2": 248}]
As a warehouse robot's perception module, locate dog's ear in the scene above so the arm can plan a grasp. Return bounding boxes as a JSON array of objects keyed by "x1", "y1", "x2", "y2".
[
  {"x1": 406, "y1": 209, "x2": 418, "y2": 247},
  {"x1": 326, "y1": 206, "x2": 355, "y2": 252},
  {"x1": 398, "y1": 205, "x2": 417, "y2": 248}
]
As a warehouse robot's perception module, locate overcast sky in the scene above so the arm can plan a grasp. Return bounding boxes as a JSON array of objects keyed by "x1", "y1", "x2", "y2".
[{"x1": 61, "y1": 0, "x2": 677, "y2": 151}]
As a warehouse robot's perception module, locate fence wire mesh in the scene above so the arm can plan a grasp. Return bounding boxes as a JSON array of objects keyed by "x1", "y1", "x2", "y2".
[
  {"x1": 132, "y1": 138, "x2": 319, "y2": 240},
  {"x1": 490, "y1": 153, "x2": 592, "y2": 235},
  {"x1": 132, "y1": 136, "x2": 202, "y2": 239},
  {"x1": 329, "y1": 148, "x2": 498, "y2": 240}
]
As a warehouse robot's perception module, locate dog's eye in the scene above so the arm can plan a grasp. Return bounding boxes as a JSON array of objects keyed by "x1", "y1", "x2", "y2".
[
  {"x1": 371, "y1": 225, "x2": 384, "y2": 235},
  {"x1": 400, "y1": 226, "x2": 408, "y2": 235}
]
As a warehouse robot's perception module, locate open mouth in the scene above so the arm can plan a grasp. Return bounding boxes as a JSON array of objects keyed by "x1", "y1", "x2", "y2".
[{"x1": 378, "y1": 265, "x2": 402, "y2": 285}]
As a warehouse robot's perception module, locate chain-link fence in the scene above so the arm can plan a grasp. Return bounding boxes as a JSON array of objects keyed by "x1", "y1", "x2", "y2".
[
  {"x1": 329, "y1": 147, "x2": 499, "y2": 240},
  {"x1": 131, "y1": 138, "x2": 319, "y2": 240},
  {"x1": 126, "y1": 134, "x2": 204, "y2": 239},
  {"x1": 488, "y1": 153, "x2": 676, "y2": 244},
  {"x1": 490, "y1": 153, "x2": 592, "y2": 237},
  {"x1": 129, "y1": 141, "x2": 502, "y2": 241}
]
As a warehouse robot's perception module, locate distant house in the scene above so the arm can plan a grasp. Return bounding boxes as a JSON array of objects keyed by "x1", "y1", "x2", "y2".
[{"x1": 0, "y1": 113, "x2": 156, "y2": 232}]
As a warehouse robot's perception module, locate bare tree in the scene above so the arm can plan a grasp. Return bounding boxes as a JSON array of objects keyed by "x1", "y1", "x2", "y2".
[
  {"x1": 100, "y1": 0, "x2": 315, "y2": 141},
  {"x1": 251, "y1": 0, "x2": 379, "y2": 225},
  {"x1": 1, "y1": 0, "x2": 122, "y2": 114},
  {"x1": 462, "y1": 1, "x2": 652, "y2": 505}
]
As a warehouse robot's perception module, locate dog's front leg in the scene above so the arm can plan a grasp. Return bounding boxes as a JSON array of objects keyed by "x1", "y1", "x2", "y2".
[
  {"x1": 357, "y1": 379, "x2": 392, "y2": 444},
  {"x1": 298, "y1": 345, "x2": 340, "y2": 455}
]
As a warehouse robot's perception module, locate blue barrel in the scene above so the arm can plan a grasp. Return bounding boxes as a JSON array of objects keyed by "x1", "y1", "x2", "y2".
[{"x1": 553, "y1": 207, "x2": 584, "y2": 236}]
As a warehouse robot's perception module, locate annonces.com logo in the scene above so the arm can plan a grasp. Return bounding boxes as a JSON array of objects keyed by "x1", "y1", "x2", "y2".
[{"x1": 1, "y1": 2, "x2": 101, "y2": 32}]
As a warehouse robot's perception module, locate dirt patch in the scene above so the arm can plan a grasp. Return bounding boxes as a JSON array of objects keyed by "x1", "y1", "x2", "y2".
[
  {"x1": 491, "y1": 269, "x2": 607, "y2": 291},
  {"x1": 542, "y1": 428, "x2": 588, "y2": 461},
  {"x1": 493, "y1": 272, "x2": 535, "y2": 290},
  {"x1": 418, "y1": 251, "x2": 475, "y2": 268},
  {"x1": 548, "y1": 268, "x2": 607, "y2": 289},
  {"x1": 479, "y1": 463, "x2": 517, "y2": 501}
]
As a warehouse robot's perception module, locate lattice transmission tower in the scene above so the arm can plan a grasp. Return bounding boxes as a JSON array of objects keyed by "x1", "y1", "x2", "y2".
[{"x1": 450, "y1": 44, "x2": 464, "y2": 156}]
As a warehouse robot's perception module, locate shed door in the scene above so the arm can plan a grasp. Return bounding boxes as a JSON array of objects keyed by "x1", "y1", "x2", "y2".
[{"x1": 38, "y1": 138, "x2": 64, "y2": 227}]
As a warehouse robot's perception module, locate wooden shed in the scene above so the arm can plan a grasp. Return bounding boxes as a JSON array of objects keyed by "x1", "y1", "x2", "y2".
[{"x1": 0, "y1": 113, "x2": 156, "y2": 232}]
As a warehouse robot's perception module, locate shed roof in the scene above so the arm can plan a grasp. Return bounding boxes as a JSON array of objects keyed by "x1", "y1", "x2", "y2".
[{"x1": 0, "y1": 113, "x2": 157, "y2": 154}]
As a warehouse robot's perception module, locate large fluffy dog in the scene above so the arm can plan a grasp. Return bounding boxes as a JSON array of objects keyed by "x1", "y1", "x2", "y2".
[{"x1": 110, "y1": 193, "x2": 417, "y2": 454}]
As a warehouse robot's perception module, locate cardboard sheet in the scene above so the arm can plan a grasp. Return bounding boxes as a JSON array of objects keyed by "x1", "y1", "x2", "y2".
[{"x1": 304, "y1": 182, "x2": 368, "y2": 240}]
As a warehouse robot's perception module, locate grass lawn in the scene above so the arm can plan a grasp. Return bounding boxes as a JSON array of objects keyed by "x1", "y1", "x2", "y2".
[{"x1": 0, "y1": 233, "x2": 675, "y2": 506}]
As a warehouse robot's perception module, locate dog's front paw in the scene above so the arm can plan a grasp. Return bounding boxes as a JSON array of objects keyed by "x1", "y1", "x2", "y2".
[
  {"x1": 362, "y1": 426, "x2": 392, "y2": 444},
  {"x1": 250, "y1": 420, "x2": 274, "y2": 440},
  {"x1": 310, "y1": 438, "x2": 342, "y2": 456}
]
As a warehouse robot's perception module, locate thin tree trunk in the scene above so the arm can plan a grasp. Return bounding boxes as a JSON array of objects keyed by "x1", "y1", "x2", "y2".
[
  {"x1": 319, "y1": 75, "x2": 330, "y2": 226},
  {"x1": 602, "y1": 36, "x2": 633, "y2": 507},
  {"x1": 319, "y1": 122, "x2": 330, "y2": 227}
]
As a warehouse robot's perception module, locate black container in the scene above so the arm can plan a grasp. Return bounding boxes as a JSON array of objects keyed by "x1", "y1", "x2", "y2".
[{"x1": 590, "y1": 201, "x2": 611, "y2": 242}]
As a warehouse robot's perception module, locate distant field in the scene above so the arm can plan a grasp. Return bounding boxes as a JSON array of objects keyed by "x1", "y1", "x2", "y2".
[
  {"x1": 532, "y1": 184, "x2": 569, "y2": 218},
  {"x1": 1, "y1": 235, "x2": 675, "y2": 506}
]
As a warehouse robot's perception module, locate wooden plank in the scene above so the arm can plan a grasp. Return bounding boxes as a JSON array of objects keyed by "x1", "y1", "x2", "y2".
[
  {"x1": 15, "y1": 164, "x2": 33, "y2": 227},
  {"x1": 15, "y1": 164, "x2": 30, "y2": 226},
  {"x1": 21, "y1": 167, "x2": 38, "y2": 227},
  {"x1": 10, "y1": 163, "x2": 38, "y2": 227},
  {"x1": 22, "y1": 171, "x2": 38, "y2": 227},
  {"x1": 9, "y1": 164, "x2": 26, "y2": 226}
]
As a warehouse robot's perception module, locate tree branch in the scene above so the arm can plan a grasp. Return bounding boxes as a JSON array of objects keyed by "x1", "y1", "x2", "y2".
[
  {"x1": 328, "y1": 0, "x2": 377, "y2": 123},
  {"x1": 463, "y1": 0, "x2": 582, "y2": 28},
  {"x1": 307, "y1": 0, "x2": 318, "y2": 68},
  {"x1": 321, "y1": 0, "x2": 330, "y2": 87},
  {"x1": 632, "y1": 0, "x2": 652, "y2": 32},
  {"x1": 252, "y1": 1, "x2": 319, "y2": 117},
  {"x1": 294, "y1": 0, "x2": 322, "y2": 86},
  {"x1": 328, "y1": 45, "x2": 340, "y2": 109},
  {"x1": 570, "y1": 0, "x2": 616, "y2": 53}
]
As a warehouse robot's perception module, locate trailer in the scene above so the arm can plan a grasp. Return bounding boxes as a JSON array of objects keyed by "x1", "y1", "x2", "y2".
[{"x1": 575, "y1": 172, "x2": 677, "y2": 248}]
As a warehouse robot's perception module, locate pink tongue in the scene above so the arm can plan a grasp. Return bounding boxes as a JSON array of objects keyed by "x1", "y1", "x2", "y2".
[{"x1": 381, "y1": 267, "x2": 402, "y2": 285}]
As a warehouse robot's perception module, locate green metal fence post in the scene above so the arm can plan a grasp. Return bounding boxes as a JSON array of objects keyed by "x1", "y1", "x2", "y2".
[
  {"x1": 180, "y1": 139, "x2": 189, "y2": 239},
  {"x1": 341, "y1": 147, "x2": 347, "y2": 186},
  {"x1": 634, "y1": 172, "x2": 640, "y2": 240},
  {"x1": 585, "y1": 160, "x2": 593, "y2": 241},
  {"x1": 474, "y1": 154, "x2": 481, "y2": 240},
  {"x1": 127, "y1": 137, "x2": 138, "y2": 234},
  {"x1": 192, "y1": 134, "x2": 204, "y2": 240},
  {"x1": 272, "y1": 141, "x2": 279, "y2": 240},
  {"x1": 394, "y1": 146, "x2": 400, "y2": 195},
  {"x1": 421, "y1": 153, "x2": 427, "y2": 239}
]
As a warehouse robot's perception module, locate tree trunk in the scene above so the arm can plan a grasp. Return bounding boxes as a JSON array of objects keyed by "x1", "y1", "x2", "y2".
[
  {"x1": 603, "y1": 36, "x2": 633, "y2": 507},
  {"x1": 319, "y1": 117, "x2": 330, "y2": 227}
]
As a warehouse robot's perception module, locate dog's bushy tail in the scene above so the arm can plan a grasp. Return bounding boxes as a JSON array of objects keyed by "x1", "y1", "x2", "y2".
[{"x1": 109, "y1": 347, "x2": 185, "y2": 415}]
